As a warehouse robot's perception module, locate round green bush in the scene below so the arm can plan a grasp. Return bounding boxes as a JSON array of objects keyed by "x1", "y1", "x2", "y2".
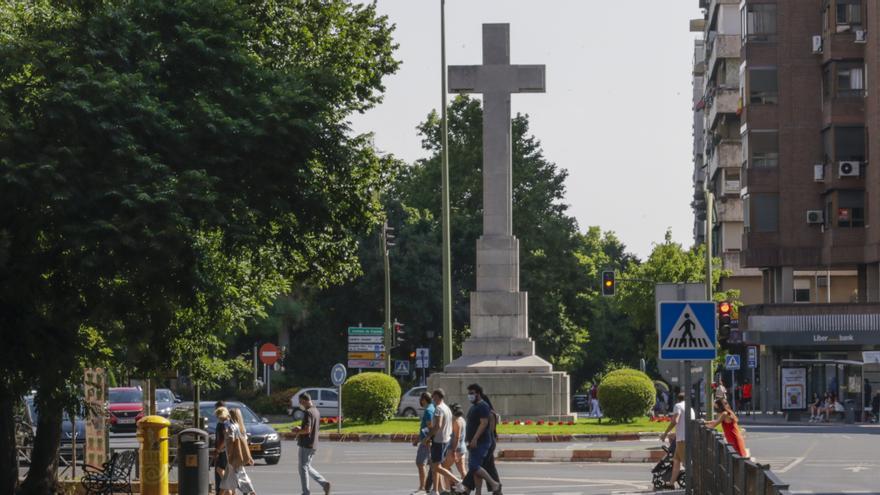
[
  {"x1": 597, "y1": 368, "x2": 655, "y2": 423},
  {"x1": 341, "y1": 372, "x2": 401, "y2": 423}
]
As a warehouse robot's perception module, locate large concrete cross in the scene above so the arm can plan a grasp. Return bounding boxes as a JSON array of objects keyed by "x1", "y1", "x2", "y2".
[{"x1": 449, "y1": 24, "x2": 546, "y2": 237}]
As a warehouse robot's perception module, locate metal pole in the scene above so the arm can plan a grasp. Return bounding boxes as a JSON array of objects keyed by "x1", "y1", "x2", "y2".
[
  {"x1": 337, "y1": 385, "x2": 342, "y2": 434},
  {"x1": 751, "y1": 367, "x2": 756, "y2": 414},
  {"x1": 253, "y1": 344, "x2": 258, "y2": 387},
  {"x1": 731, "y1": 369, "x2": 736, "y2": 413},
  {"x1": 440, "y1": 0, "x2": 454, "y2": 368},
  {"x1": 383, "y1": 223, "x2": 392, "y2": 375},
  {"x1": 684, "y1": 359, "x2": 693, "y2": 495},
  {"x1": 71, "y1": 416, "x2": 77, "y2": 479},
  {"x1": 193, "y1": 381, "x2": 201, "y2": 430},
  {"x1": 705, "y1": 190, "x2": 715, "y2": 421},
  {"x1": 267, "y1": 365, "x2": 271, "y2": 396}
]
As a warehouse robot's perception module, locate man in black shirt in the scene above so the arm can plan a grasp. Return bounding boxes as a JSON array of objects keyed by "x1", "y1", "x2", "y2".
[
  {"x1": 292, "y1": 393, "x2": 331, "y2": 494},
  {"x1": 453, "y1": 384, "x2": 501, "y2": 495}
]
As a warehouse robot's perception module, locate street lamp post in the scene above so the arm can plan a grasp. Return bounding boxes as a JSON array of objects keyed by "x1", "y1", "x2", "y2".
[{"x1": 440, "y1": 0, "x2": 453, "y2": 367}]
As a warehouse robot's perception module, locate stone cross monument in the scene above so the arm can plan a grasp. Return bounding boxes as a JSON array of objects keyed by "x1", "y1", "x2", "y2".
[{"x1": 428, "y1": 24, "x2": 571, "y2": 420}]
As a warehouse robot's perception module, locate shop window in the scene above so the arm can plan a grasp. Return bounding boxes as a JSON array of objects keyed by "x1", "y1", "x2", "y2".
[
  {"x1": 747, "y1": 130, "x2": 779, "y2": 168},
  {"x1": 742, "y1": 4, "x2": 778, "y2": 42},
  {"x1": 838, "y1": 190, "x2": 865, "y2": 228},
  {"x1": 749, "y1": 68, "x2": 778, "y2": 105},
  {"x1": 836, "y1": 0, "x2": 863, "y2": 29},
  {"x1": 753, "y1": 194, "x2": 779, "y2": 233},
  {"x1": 836, "y1": 63, "x2": 865, "y2": 98},
  {"x1": 835, "y1": 127, "x2": 866, "y2": 162}
]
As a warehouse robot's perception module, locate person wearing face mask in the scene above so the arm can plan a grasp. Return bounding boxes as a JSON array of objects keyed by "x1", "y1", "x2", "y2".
[
  {"x1": 452, "y1": 384, "x2": 501, "y2": 495},
  {"x1": 411, "y1": 392, "x2": 435, "y2": 495}
]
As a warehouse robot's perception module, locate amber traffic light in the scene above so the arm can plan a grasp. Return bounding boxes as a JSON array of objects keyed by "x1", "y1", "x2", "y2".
[
  {"x1": 601, "y1": 270, "x2": 615, "y2": 297},
  {"x1": 718, "y1": 301, "x2": 732, "y2": 342}
]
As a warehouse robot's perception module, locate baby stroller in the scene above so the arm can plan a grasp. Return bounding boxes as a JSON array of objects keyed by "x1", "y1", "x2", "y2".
[{"x1": 651, "y1": 440, "x2": 685, "y2": 490}]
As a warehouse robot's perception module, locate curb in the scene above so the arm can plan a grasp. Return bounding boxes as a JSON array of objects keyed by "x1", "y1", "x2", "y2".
[
  {"x1": 280, "y1": 432, "x2": 661, "y2": 442},
  {"x1": 497, "y1": 448, "x2": 665, "y2": 463}
]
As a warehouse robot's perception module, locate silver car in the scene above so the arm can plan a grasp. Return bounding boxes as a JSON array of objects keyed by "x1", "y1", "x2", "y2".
[
  {"x1": 290, "y1": 388, "x2": 340, "y2": 420},
  {"x1": 397, "y1": 386, "x2": 427, "y2": 417}
]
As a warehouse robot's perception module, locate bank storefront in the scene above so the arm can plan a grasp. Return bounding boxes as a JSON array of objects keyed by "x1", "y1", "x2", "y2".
[{"x1": 741, "y1": 305, "x2": 880, "y2": 414}]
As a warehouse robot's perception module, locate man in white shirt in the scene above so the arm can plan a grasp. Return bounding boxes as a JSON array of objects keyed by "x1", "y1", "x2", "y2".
[
  {"x1": 661, "y1": 392, "x2": 694, "y2": 489},
  {"x1": 424, "y1": 389, "x2": 459, "y2": 495}
]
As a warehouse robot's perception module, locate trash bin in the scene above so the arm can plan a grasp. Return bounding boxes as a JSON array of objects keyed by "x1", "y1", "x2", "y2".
[
  {"x1": 844, "y1": 399, "x2": 855, "y2": 424},
  {"x1": 137, "y1": 415, "x2": 170, "y2": 495},
  {"x1": 177, "y1": 428, "x2": 209, "y2": 495}
]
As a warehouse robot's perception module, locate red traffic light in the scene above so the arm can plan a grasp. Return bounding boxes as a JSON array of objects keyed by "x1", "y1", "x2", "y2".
[
  {"x1": 719, "y1": 301, "x2": 732, "y2": 315},
  {"x1": 409, "y1": 351, "x2": 416, "y2": 359}
]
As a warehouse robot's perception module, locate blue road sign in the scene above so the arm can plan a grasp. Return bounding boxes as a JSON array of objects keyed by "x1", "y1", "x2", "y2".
[
  {"x1": 415, "y1": 348, "x2": 430, "y2": 369},
  {"x1": 331, "y1": 363, "x2": 347, "y2": 386},
  {"x1": 725, "y1": 354, "x2": 741, "y2": 370},
  {"x1": 393, "y1": 360, "x2": 410, "y2": 376},
  {"x1": 747, "y1": 346, "x2": 757, "y2": 368},
  {"x1": 658, "y1": 301, "x2": 717, "y2": 361}
]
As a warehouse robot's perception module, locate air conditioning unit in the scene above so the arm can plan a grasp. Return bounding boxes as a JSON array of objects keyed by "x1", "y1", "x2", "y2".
[
  {"x1": 839, "y1": 161, "x2": 861, "y2": 177},
  {"x1": 813, "y1": 164, "x2": 825, "y2": 182},
  {"x1": 812, "y1": 35, "x2": 824, "y2": 54},
  {"x1": 807, "y1": 210, "x2": 824, "y2": 224},
  {"x1": 855, "y1": 30, "x2": 867, "y2": 43}
]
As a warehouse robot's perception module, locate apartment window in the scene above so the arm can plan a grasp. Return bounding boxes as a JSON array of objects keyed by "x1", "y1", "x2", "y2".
[
  {"x1": 794, "y1": 280, "x2": 811, "y2": 303},
  {"x1": 835, "y1": 126, "x2": 866, "y2": 162},
  {"x1": 836, "y1": 0, "x2": 862, "y2": 28},
  {"x1": 748, "y1": 130, "x2": 779, "y2": 168},
  {"x1": 753, "y1": 194, "x2": 779, "y2": 232},
  {"x1": 749, "y1": 68, "x2": 778, "y2": 104},
  {"x1": 724, "y1": 169, "x2": 741, "y2": 193},
  {"x1": 836, "y1": 63, "x2": 865, "y2": 97},
  {"x1": 743, "y1": 4, "x2": 778, "y2": 42},
  {"x1": 838, "y1": 190, "x2": 865, "y2": 227},
  {"x1": 743, "y1": 194, "x2": 751, "y2": 230}
]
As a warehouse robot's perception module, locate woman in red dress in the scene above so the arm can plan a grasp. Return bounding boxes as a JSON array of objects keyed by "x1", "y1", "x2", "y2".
[{"x1": 704, "y1": 398, "x2": 748, "y2": 457}]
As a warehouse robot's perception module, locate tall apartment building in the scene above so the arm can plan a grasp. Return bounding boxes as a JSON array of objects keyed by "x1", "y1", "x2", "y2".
[{"x1": 691, "y1": 0, "x2": 880, "y2": 412}]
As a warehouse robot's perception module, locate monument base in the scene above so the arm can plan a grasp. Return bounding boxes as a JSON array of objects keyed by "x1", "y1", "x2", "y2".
[{"x1": 428, "y1": 368, "x2": 574, "y2": 422}]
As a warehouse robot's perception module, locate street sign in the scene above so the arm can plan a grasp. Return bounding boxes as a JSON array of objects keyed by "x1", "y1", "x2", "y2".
[
  {"x1": 393, "y1": 360, "x2": 410, "y2": 376},
  {"x1": 347, "y1": 327, "x2": 384, "y2": 336},
  {"x1": 331, "y1": 363, "x2": 347, "y2": 386},
  {"x1": 725, "y1": 354, "x2": 741, "y2": 370},
  {"x1": 347, "y1": 359, "x2": 386, "y2": 369},
  {"x1": 347, "y1": 336, "x2": 384, "y2": 344},
  {"x1": 348, "y1": 344, "x2": 386, "y2": 352},
  {"x1": 259, "y1": 343, "x2": 281, "y2": 365},
  {"x1": 747, "y1": 346, "x2": 757, "y2": 368},
  {"x1": 863, "y1": 351, "x2": 880, "y2": 364},
  {"x1": 347, "y1": 352, "x2": 386, "y2": 360},
  {"x1": 658, "y1": 301, "x2": 717, "y2": 360},
  {"x1": 415, "y1": 348, "x2": 430, "y2": 369}
]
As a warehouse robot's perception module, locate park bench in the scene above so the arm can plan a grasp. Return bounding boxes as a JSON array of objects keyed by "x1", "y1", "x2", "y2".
[{"x1": 81, "y1": 450, "x2": 137, "y2": 495}]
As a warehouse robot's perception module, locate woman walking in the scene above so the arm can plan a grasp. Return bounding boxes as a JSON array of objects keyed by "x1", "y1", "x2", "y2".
[
  {"x1": 442, "y1": 404, "x2": 467, "y2": 480},
  {"x1": 218, "y1": 407, "x2": 257, "y2": 495},
  {"x1": 704, "y1": 398, "x2": 748, "y2": 457}
]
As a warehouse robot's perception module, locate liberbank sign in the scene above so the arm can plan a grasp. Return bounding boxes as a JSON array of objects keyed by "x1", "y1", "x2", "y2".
[
  {"x1": 743, "y1": 312, "x2": 880, "y2": 346},
  {"x1": 746, "y1": 329, "x2": 880, "y2": 346}
]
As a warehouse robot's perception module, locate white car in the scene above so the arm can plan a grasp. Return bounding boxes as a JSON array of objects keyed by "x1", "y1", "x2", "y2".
[
  {"x1": 290, "y1": 388, "x2": 339, "y2": 420},
  {"x1": 397, "y1": 386, "x2": 427, "y2": 417}
]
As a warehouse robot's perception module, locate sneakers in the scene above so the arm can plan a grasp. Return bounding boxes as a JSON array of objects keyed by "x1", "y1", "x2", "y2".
[
  {"x1": 410, "y1": 490, "x2": 427, "y2": 495},
  {"x1": 450, "y1": 484, "x2": 468, "y2": 494}
]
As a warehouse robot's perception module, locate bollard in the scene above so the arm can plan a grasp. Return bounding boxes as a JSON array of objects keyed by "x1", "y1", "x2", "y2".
[
  {"x1": 137, "y1": 415, "x2": 170, "y2": 495},
  {"x1": 177, "y1": 428, "x2": 209, "y2": 495}
]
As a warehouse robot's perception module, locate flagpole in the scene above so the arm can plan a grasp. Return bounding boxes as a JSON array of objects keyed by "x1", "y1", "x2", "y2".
[{"x1": 440, "y1": 0, "x2": 453, "y2": 367}]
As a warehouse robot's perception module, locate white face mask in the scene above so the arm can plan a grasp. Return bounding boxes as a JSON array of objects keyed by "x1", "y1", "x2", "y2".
[{"x1": 467, "y1": 393, "x2": 477, "y2": 403}]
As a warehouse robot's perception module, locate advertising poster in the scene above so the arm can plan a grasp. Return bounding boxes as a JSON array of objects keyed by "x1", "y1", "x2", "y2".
[
  {"x1": 84, "y1": 368, "x2": 108, "y2": 467},
  {"x1": 781, "y1": 367, "x2": 807, "y2": 410}
]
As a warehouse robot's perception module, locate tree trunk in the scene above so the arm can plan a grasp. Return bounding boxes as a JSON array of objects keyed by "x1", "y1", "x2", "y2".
[
  {"x1": 17, "y1": 386, "x2": 62, "y2": 495},
  {"x1": 0, "y1": 385, "x2": 19, "y2": 495}
]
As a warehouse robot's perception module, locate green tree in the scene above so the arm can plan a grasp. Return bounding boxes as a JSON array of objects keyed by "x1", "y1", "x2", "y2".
[{"x1": 0, "y1": 1, "x2": 398, "y2": 493}]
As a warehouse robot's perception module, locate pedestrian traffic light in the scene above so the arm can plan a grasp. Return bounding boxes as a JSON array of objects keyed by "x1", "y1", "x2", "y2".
[
  {"x1": 393, "y1": 320, "x2": 405, "y2": 346},
  {"x1": 601, "y1": 270, "x2": 615, "y2": 297},
  {"x1": 382, "y1": 221, "x2": 395, "y2": 250},
  {"x1": 718, "y1": 301, "x2": 732, "y2": 342}
]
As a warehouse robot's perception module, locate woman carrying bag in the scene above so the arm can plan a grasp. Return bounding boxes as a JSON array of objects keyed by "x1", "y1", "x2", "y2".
[{"x1": 216, "y1": 407, "x2": 257, "y2": 495}]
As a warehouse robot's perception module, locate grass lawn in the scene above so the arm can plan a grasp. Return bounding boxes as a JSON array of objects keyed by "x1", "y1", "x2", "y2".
[{"x1": 271, "y1": 416, "x2": 668, "y2": 435}]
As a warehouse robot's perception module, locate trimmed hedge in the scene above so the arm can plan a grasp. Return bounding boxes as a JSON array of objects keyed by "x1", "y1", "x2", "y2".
[
  {"x1": 597, "y1": 368, "x2": 655, "y2": 423},
  {"x1": 341, "y1": 372, "x2": 401, "y2": 423}
]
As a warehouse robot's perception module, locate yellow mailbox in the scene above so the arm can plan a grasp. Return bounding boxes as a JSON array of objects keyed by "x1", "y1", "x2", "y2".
[{"x1": 137, "y1": 415, "x2": 170, "y2": 495}]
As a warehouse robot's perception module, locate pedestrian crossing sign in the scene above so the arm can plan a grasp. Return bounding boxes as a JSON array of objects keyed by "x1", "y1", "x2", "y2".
[
  {"x1": 658, "y1": 301, "x2": 717, "y2": 361},
  {"x1": 725, "y1": 354, "x2": 741, "y2": 370}
]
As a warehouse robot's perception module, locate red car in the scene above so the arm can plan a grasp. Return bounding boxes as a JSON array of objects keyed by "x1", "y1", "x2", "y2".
[{"x1": 108, "y1": 387, "x2": 144, "y2": 433}]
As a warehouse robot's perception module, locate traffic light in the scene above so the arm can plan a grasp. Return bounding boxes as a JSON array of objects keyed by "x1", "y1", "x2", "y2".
[
  {"x1": 382, "y1": 221, "x2": 395, "y2": 251},
  {"x1": 601, "y1": 270, "x2": 615, "y2": 297},
  {"x1": 718, "y1": 301, "x2": 732, "y2": 342},
  {"x1": 393, "y1": 320, "x2": 405, "y2": 347}
]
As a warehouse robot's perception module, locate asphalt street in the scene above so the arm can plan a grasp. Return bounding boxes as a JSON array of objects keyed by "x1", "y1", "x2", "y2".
[{"x1": 34, "y1": 424, "x2": 880, "y2": 494}]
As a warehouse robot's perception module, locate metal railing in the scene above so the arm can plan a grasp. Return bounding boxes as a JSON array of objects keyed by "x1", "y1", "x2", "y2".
[{"x1": 689, "y1": 422, "x2": 790, "y2": 495}]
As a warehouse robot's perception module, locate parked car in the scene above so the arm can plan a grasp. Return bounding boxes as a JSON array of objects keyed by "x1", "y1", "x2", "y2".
[
  {"x1": 168, "y1": 401, "x2": 281, "y2": 465},
  {"x1": 397, "y1": 386, "x2": 427, "y2": 417},
  {"x1": 155, "y1": 388, "x2": 180, "y2": 417},
  {"x1": 289, "y1": 388, "x2": 339, "y2": 420},
  {"x1": 23, "y1": 396, "x2": 86, "y2": 461},
  {"x1": 108, "y1": 387, "x2": 144, "y2": 433}
]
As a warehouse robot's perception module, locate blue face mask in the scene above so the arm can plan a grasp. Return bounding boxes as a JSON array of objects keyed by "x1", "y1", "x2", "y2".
[{"x1": 467, "y1": 393, "x2": 477, "y2": 404}]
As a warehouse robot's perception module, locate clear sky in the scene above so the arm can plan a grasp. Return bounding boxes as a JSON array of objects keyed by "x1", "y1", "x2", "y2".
[{"x1": 350, "y1": 0, "x2": 703, "y2": 259}]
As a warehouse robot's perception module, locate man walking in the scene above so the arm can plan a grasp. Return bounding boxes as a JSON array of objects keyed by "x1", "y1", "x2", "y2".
[
  {"x1": 660, "y1": 392, "x2": 694, "y2": 489},
  {"x1": 292, "y1": 393, "x2": 330, "y2": 495},
  {"x1": 411, "y1": 392, "x2": 435, "y2": 495},
  {"x1": 453, "y1": 384, "x2": 501, "y2": 495},
  {"x1": 424, "y1": 389, "x2": 458, "y2": 495}
]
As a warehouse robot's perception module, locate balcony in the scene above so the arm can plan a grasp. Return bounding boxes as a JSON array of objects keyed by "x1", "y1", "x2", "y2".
[
  {"x1": 715, "y1": 198, "x2": 743, "y2": 222},
  {"x1": 706, "y1": 35, "x2": 741, "y2": 82},
  {"x1": 706, "y1": 88, "x2": 739, "y2": 129},
  {"x1": 741, "y1": 303, "x2": 880, "y2": 346},
  {"x1": 707, "y1": 140, "x2": 741, "y2": 181}
]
